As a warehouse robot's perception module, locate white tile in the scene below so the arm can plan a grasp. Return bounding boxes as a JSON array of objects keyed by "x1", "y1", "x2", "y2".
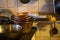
[
  {"x1": 38, "y1": 0, "x2": 49, "y2": 13},
  {"x1": 0, "y1": 0, "x2": 7, "y2": 8},
  {"x1": 8, "y1": 0, "x2": 17, "y2": 8},
  {"x1": 28, "y1": 6, "x2": 38, "y2": 13},
  {"x1": 38, "y1": 0, "x2": 54, "y2": 13},
  {"x1": 38, "y1": 5, "x2": 49, "y2": 12},
  {"x1": 28, "y1": 0, "x2": 38, "y2": 6},
  {"x1": 8, "y1": 7, "x2": 18, "y2": 15},
  {"x1": 39, "y1": 0, "x2": 47, "y2": 6},
  {"x1": 18, "y1": 7, "x2": 28, "y2": 13}
]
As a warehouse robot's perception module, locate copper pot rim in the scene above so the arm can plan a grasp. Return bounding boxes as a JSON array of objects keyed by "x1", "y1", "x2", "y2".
[{"x1": 16, "y1": 12, "x2": 28, "y2": 16}]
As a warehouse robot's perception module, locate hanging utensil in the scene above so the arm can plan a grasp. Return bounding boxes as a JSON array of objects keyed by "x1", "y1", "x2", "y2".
[
  {"x1": 20, "y1": 0, "x2": 30, "y2": 4},
  {"x1": 50, "y1": 22, "x2": 58, "y2": 36},
  {"x1": 52, "y1": 22, "x2": 58, "y2": 34},
  {"x1": 49, "y1": 0, "x2": 58, "y2": 36}
]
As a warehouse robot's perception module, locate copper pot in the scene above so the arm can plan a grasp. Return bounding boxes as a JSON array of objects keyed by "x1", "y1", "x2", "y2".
[{"x1": 14, "y1": 12, "x2": 33, "y2": 33}]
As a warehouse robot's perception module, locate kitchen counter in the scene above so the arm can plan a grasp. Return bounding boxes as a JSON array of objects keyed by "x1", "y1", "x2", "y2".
[
  {"x1": 31, "y1": 21, "x2": 60, "y2": 40},
  {"x1": 0, "y1": 27, "x2": 37, "y2": 40}
]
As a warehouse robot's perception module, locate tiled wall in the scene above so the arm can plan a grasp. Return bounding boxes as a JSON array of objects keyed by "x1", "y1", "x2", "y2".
[{"x1": 0, "y1": 0, "x2": 53, "y2": 15}]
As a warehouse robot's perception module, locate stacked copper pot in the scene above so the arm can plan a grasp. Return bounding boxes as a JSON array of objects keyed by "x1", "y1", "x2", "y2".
[{"x1": 14, "y1": 12, "x2": 33, "y2": 33}]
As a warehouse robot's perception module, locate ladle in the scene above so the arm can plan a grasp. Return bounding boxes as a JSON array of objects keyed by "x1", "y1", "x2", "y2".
[
  {"x1": 50, "y1": 22, "x2": 58, "y2": 36},
  {"x1": 49, "y1": 0, "x2": 58, "y2": 36}
]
